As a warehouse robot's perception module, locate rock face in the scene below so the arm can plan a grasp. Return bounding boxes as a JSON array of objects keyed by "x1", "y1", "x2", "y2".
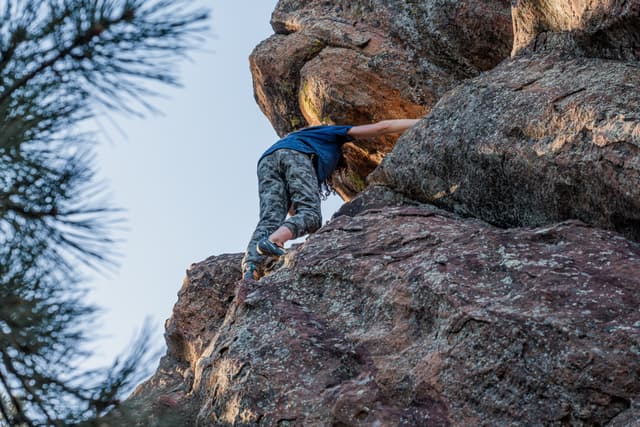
[
  {"x1": 371, "y1": 0, "x2": 640, "y2": 241},
  {"x1": 370, "y1": 54, "x2": 640, "y2": 241},
  {"x1": 125, "y1": 255, "x2": 242, "y2": 426},
  {"x1": 130, "y1": 188, "x2": 640, "y2": 426},
  {"x1": 128, "y1": 0, "x2": 640, "y2": 425},
  {"x1": 511, "y1": 0, "x2": 640, "y2": 59},
  {"x1": 250, "y1": 0, "x2": 513, "y2": 198}
]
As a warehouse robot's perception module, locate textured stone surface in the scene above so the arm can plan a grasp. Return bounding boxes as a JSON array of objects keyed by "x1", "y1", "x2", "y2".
[
  {"x1": 125, "y1": 255, "x2": 242, "y2": 426},
  {"x1": 125, "y1": 1, "x2": 640, "y2": 425},
  {"x1": 512, "y1": 0, "x2": 640, "y2": 59},
  {"x1": 250, "y1": 0, "x2": 512, "y2": 199},
  {"x1": 370, "y1": 54, "x2": 640, "y2": 241},
  {"x1": 130, "y1": 190, "x2": 640, "y2": 426},
  {"x1": 164, "y1": 254, "x2": 241, "y2": 366}
]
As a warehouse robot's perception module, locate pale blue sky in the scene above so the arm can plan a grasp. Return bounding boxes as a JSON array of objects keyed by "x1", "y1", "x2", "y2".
[{"x1": 85, "y1": 0, "x2": 342, "y2": 369}]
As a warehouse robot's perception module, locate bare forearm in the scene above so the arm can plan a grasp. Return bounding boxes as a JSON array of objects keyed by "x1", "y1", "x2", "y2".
[
  {"x1": 348, "y1": 119, "x2": 420, "y2": 138},
  {"x1": 378, "y1": 119, "x2": 420, "y2": 134}
]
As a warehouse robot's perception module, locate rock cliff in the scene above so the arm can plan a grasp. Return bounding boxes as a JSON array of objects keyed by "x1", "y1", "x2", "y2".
[
  {"x1": 127, "y1": 1, "x2": 640, "y2": 426},
  {"x1": 370, "y1": 54, "x2": 640, "y2": 241},
  {"x1": 249, "y1": 0, "x2": 513, "y2": 198}
]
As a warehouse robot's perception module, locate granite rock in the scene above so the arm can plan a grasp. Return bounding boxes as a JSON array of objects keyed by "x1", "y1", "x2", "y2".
[
  {"x1": 130, "y1": 190, "x2": 640, "y2": 426},
  {"x1": 249, "y1": 0, "x2": 513, "y2": 199},
  {"x1": 370, "y1": 54, "x2": 640, "y2": 241}
]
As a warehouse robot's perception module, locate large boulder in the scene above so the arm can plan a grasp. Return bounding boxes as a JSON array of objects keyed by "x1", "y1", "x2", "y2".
[
  {"x1": 129, "y1": 188, "x2": 640, "y2": 426},
  {"x1": 369, "y1": 53, "x2": 640, "y2": 240},
  {"x1": 250, "y1": 0, "x2": 513, "y2": 199}
]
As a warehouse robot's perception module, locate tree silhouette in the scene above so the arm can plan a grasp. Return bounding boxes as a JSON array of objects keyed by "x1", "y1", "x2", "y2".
[{"x1": 0, "y1": 0, "x2": 208, "y2": 425}]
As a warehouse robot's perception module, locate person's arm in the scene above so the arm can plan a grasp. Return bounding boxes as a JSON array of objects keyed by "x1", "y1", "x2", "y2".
[{"x1": 347, "y1": 119, "x2": 420, "y2": 139}]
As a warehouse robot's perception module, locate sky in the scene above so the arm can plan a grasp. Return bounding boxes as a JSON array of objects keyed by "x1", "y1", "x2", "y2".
[{"x1": 85, "y1": 0, "x2": 343, "y2": 370}]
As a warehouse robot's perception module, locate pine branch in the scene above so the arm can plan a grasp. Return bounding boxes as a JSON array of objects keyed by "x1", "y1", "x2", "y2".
[
  {"x1": 0, "y1": 367, "x2": 34, "y2": 427},
  {"x1": 0, "y1": 352, "x2": 55, "y2": 426},
  {"x1": 0, "y1": 1, "x2": 209, "y2": 424},
  {"x1": 0, "y1": 25, "x2": 27, "y2": 73},
  {"x1": 0, "y1": 12, "x2": 129, "y2": 103},
  {"x1": 0, "y1": 396, "x2": 12, "y2": 427}
]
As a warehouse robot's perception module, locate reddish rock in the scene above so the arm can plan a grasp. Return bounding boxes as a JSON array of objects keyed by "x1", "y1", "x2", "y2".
[
  {"x1": 122, "y1": 255, "x2": 242, "y2": 426},
  {"x1": 370, "y1": 54, "x2": 640, "y2": 241},
  {"x1": 130, "y1": 188, "x2": 640, "y2": 426},
  {"x1": 250, "y1": 0, "x2": 512, "y2": 199},
  {"x1": 164, "y1": 254, "x2": 240, "y2": 367}
]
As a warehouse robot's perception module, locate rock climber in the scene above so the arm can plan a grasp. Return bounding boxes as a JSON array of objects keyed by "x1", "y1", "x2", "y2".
[{"x1": 242, "y1": 119, "x2": 420, "y2": 280}]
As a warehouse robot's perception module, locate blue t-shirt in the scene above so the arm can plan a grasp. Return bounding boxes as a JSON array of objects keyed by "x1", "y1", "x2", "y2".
[{"x1": 260, "y1": 125, "x2": 354, "y2": 184}]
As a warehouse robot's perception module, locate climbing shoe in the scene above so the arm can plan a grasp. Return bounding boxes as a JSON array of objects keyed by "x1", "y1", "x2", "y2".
[{"x1": 256, "y1": 238, "x2": 286, "y2": 258}]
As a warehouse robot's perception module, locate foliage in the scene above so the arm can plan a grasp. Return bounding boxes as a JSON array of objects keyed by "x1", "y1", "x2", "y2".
[{"x1": 0, "y1": 0, "x2": 208, "y2": 425}]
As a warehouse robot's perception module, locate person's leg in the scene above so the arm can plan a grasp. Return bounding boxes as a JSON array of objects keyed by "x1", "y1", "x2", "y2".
[
  {"x1": 276, "y1": 150, "x2": 321, "y2": 243},
  {"x1": 241, "y1": 153, "x2": 289, "y2": 278}
]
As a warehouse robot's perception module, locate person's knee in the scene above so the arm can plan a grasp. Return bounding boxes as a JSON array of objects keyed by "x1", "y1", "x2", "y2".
[
  {"x1": 283, "y1": 209, "x2": 321, "y2": 238},
  {"x1": 298, "y1": 209, "x2": 321, "y2": 235}
]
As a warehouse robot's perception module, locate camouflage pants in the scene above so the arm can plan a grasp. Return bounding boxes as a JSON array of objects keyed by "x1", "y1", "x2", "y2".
[{"x1": 242, "y1": 149, "x2": 322, "y2": 271}]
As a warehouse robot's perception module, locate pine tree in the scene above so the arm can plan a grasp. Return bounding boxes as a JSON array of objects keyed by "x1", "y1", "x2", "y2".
[{"x1": 0, "y1": 1, "x2": 208, "y2": 425}]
